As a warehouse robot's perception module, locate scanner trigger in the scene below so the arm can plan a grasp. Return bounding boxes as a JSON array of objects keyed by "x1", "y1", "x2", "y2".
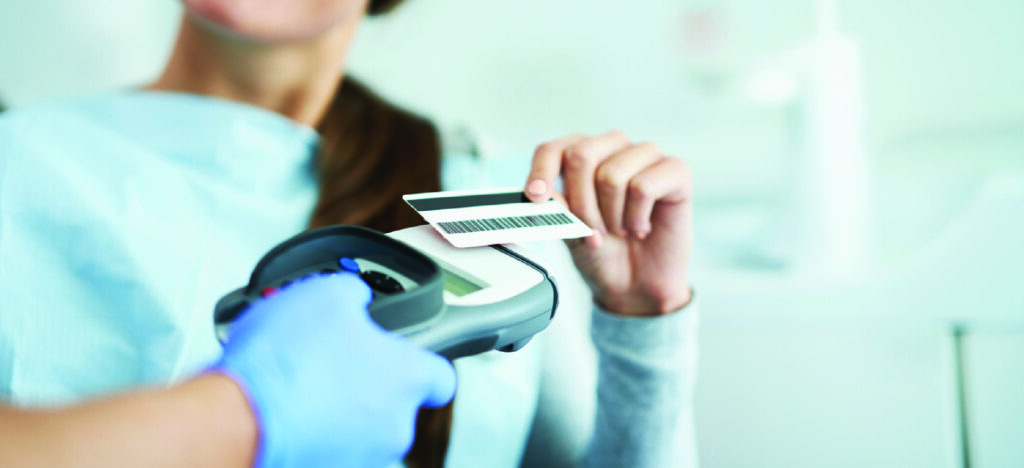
[{"x1": 498, "y1": 337, "x2": 533, "y2": 353}]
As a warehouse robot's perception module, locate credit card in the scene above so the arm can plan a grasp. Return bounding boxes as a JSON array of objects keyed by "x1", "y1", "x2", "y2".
[{"x1": 403, "y1": 188, "x2": 594, "y2": 248}]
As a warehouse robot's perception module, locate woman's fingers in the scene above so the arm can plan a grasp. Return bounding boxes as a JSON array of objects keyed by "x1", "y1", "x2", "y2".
[
  {"x1": 526, "y1": 131, "x2": 686, "y2": 243},
  {"x1": 561, "y1": 131, "x2": 631, "y2": 235},
  {"x1": 594, "y1": 142, "x2": 664, "y2": 237},
  {"x1": 524, "y1": 131, "x2": 694, "y2": 315},
  {"x1": 525, "y1": 134, "x2": 588, "y2": 201},
  {"x1": 623, "y1": 156, "x2": 692, "y2": 237},
  {"x1": 526, "y1": 131, "x2": 631, "y2": 232}
]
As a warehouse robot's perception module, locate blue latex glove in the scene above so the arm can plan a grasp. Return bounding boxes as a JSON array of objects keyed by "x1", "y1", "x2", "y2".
[{"x1": 212, "y1": 272, "x2": 456, "y2": 468}]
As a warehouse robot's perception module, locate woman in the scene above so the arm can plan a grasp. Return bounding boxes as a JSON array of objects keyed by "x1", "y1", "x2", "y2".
[{"x1": 0, "y1": 0, "x2": 697, "y2": 466}]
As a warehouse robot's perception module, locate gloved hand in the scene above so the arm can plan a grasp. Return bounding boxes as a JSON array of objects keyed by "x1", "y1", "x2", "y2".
[{"x1": 211, "y1": 272, "x2": 456, "y2": 468}]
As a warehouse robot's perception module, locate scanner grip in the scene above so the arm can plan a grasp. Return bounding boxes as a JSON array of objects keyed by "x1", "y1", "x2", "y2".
[{"x1": 401, "y1": 279, "x2": 556, "y2": 360}]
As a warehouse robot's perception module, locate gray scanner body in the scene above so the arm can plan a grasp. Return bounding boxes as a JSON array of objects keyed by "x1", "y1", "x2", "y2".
[{"x1": 214, "y1": 225, "x2": 557, "y2": 360}]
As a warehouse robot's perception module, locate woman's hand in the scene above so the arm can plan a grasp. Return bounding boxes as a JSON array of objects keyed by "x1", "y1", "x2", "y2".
[{"x1": 525, "y1": 131, "x2": 693, "y2": 316}]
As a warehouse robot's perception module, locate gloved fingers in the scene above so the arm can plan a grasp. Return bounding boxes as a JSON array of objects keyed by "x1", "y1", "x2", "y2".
[
  {"x1": 416, "y1": 353, "x2": 457, "y2": 408},
  {"x1": 305, "y1": 271, "x2": 373, "y2": 309},
  {"x1": 228, "y1": 271, "x2": 372, "y2": 336},
  {"x1": 281, "y1": 272, "x2": 456, "y2": 409}
]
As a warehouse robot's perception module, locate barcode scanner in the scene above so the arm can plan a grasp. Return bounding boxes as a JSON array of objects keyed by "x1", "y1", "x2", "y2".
[{"x1": 214, "y1": 225, "x2": 558, "y2": 360}]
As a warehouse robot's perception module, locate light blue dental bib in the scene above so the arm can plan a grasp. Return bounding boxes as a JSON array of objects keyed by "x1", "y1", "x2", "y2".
[{"x1": 0, "y1": 92, "x2": 320, "y2": 405}]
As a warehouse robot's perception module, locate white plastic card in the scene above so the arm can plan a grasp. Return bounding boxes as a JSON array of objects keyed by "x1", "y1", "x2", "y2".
[{"x1": 403, "y1": 188, "x2": 594, "y2": 248}]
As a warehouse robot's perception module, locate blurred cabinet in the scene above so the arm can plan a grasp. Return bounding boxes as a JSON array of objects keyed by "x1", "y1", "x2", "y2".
[
  {"x1": 694, "y1": 321, "x2": 960, "y2": 468},
  {"x1": 964, "y1": 331, "x2": 1024, "y2": 468}
]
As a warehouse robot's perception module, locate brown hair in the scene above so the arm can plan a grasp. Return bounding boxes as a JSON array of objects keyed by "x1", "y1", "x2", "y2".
[{"x1": 308, "y1": 2, "x2": 452, "y2": 467}]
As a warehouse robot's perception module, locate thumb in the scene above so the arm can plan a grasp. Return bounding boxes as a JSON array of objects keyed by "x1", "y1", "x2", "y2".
[{"x1": 418, "y1": 353, "x2": 457, "y2": 408}]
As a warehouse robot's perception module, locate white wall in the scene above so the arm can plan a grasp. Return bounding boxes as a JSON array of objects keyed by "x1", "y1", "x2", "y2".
[{"x1": 0, "y1": 1, "x2": 180, "y2": 104}]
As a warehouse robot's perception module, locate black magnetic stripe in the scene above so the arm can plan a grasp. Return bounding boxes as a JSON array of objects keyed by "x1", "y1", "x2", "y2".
[
  {"x1": 407, "y1": 192, "x2": 531, "y2": 211},
  {"x1": 439, "y1": 213, "x2": 576, "y2": 234}
]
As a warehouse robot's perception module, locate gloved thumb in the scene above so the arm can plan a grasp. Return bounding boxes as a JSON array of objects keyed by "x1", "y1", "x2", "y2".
[{"x1": 419, "y1": 353, "x2": 457, "y2": 408}]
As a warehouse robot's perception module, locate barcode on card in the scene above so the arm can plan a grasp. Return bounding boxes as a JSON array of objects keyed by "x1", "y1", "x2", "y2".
[{"x1": 438, "y1": 213, "x2": 574, "y2": 234}]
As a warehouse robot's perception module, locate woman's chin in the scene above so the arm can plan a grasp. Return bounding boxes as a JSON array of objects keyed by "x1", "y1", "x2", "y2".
[
  {"x1": 183, "y1": 0, "x2": 249, "y2": 29},
  {"x1": 182, "y1": 0, "x2": 360, "y2": 43}
]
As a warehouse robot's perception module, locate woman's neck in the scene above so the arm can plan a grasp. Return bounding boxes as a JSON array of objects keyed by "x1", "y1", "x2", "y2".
[{"x1": 150, "y1": 14, "x2": 360, "y2": 126}]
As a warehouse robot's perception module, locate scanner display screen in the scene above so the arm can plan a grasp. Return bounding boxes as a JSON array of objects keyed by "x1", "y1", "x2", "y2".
[{"x1": 442, "y1": 268, "x2": 485, "y2": 297}]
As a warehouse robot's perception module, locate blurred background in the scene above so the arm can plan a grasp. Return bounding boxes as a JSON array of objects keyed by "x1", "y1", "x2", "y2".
[{"x1": 1, "y1": 0, "x2": 1022, "y2": 466}]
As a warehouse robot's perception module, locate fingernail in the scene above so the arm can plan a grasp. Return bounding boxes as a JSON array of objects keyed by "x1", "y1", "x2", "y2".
[
  {"x1": 526, "y1": 179, "x2": 548, "y2": 197},
  {"x1": 636, "y1": 230, "x2": 650, "y2": 240}
]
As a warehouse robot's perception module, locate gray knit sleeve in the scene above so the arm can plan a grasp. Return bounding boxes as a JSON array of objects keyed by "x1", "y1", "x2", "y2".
[{"x1": 582, "y1": 298, "x2": 700, "y2": 468}]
